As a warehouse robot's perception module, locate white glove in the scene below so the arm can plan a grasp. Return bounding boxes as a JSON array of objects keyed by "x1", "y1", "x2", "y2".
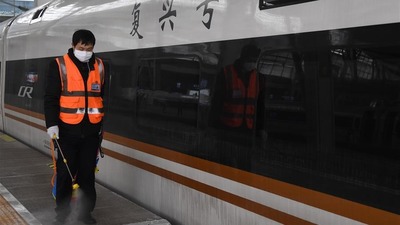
[{"x1": 47, "y1": 125, "x2": 59, "y2": 139}]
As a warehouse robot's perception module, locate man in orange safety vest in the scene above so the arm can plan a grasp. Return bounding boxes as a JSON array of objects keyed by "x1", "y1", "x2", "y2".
[{"x1": 44, "y1": 29, "x2": 105, "y2": 225}]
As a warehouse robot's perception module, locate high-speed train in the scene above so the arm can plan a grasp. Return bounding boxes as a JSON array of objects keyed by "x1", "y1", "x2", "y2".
[{"x1": 1, "y1": 0, "x2": 399, "y2": 224}]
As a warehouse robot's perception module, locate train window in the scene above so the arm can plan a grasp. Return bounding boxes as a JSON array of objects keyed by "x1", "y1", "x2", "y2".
[
  {"x1": 4, "y1": 58, "x2": 48, "y2": 114},
  {"x1": 332, "y1": 48, "x2": 400, "y2": 151},
  {"x1": 259, "y1": 0, "x2": 317, "y2": 10},
  {"x1": 203, "y1": 48, "x2": 310, "y2": 170},
  {"x1": 332, "y1": 49, "x2": 400, "y2": 81},
  {"x1": 259, "y1": 52, "x2": 306, "y2": 120},
  {"x1": 258, "y1": 51, "x2": 307, "y2": 149},
  {"x1": 30, "y1": 6, "x2": 47, "y2": 24},
  {"x1": 331, "y1": 47, "x2": 400, "y2": 195},
  {"x1": 135, "y1": 57, "x2": 200, "y2": 150}
]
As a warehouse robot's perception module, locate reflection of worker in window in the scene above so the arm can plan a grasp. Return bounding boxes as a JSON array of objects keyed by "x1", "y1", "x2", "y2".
[
  {"x1": 212, "y1": 44, "x2": 264, "y2": 133},
  {"x1": 210, "y1": 44, "x2": 265, "y2": 170}
]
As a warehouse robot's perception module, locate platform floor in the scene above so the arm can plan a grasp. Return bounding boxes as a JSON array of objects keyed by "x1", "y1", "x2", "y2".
[{"x1": 0, "y1": 131, "x2": 170, "y2": 225}]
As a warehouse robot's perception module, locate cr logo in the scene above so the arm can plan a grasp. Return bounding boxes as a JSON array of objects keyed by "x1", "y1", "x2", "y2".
[{"x1": 18, "y1": 86, "x2": 33, "y2": 98}]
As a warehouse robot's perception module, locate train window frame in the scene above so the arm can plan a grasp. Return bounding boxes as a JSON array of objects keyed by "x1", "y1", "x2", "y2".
[{"x1": 259, "y1": 0, "x2": 317, "y2": 10}]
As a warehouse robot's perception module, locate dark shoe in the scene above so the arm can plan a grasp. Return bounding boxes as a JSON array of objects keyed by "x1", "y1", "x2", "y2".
[
  {"x1": 54, "y1": 206, "x2": 70, "y2": 224},
  {"x1": 78, "y1": 213, "x2": 97, "y2": 224},
  {"x1": 53, "y1": 212, "x2": 68, "y2": 224}
]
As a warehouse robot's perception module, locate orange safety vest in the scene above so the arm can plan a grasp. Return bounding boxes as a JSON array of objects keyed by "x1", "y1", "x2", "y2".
[
  {"x1": 220, "y1": 65, "x2": 259, "y2": 129},
  {"x1": 56, "y1": 54, "x2": 105, "y2": 125}
]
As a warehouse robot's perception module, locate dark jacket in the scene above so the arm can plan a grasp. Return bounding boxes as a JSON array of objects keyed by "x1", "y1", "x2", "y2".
[{"x1": 44, "y1": 48, "x2": 104, "y2": 138}]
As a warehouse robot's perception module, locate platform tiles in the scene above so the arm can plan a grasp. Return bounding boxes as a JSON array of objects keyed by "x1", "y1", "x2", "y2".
[{"x1": 0, "y1": 131, "x2": 170, "y2": 225}]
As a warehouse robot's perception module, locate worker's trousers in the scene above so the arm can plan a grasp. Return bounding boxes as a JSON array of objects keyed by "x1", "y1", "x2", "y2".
[{"x1": 55, "y1": 133, "x2": 99, "y2": 215}]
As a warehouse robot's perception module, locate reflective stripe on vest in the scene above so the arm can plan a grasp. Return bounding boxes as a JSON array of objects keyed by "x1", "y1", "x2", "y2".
[
  {"x1": 56, "y1": 54, "x2": 104, "y2": 124},
  {"x1": 220, "y1": 65, "x2": 259, "y2": 129}
]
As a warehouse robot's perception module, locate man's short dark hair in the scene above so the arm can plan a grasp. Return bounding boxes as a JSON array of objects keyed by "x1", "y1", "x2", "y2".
[{"x1": 72, "y1": 29, "x2": 96, "y2": 46}]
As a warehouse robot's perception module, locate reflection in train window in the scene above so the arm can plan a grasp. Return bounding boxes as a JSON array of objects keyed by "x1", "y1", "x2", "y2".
[
  {"x1": 98, "y1": 36, "x2": 400, "y2": 215},
  {"x1": 203, "y1": 50, "x2": 310, "y2": 170},
  {"x1": 331, "y1": 47, "x2": 400, "y2": 195},
  {"x1": 332, "y1": 48, "x2": 400, "y2": 154},
  {"x1": 258, "y1": 52, "x2": 307, "y2": 142},
  {"x1": 331, "y1": 49, "x2": 374, "y2": 81},
  {"x1": 332, "y1": 48, "x2": 400, "y2": 81},
  {"x1": 135, "y1": 57, "x2": 201, "y2": 150}
]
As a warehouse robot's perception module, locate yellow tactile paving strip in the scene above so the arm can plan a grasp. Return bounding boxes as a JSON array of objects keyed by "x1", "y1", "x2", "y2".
[
  {"x1": 0, "y1": 194, "x2": 28, "y2": 225},
  {"x1": 0, "y1": 134, "x2": 16, "y2": 142}
]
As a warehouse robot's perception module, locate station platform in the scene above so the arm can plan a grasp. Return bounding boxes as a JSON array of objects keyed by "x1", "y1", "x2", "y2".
[{"x1": 0, "y1": 131, "x2": 170, "y2": 225}]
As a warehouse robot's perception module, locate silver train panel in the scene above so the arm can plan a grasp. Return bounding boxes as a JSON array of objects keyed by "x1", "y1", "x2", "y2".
[{"x1": 4, "y1": 0, "x2": 400, "y2": 60}]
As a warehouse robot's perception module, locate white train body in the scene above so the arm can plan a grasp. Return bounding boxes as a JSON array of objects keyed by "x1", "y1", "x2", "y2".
[{"x1": 1, "y1": 0, "x2": 399, "y2": 224}]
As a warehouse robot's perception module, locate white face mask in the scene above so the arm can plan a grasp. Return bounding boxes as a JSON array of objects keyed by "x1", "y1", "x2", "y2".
[{"x1": 74, "y1": 49, "x2": 93, "y2": 62}]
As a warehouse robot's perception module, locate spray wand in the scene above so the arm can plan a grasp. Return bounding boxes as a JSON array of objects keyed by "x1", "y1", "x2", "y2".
[{"x1": 53, "y1": 136, "x2": 79, "y2": 191}]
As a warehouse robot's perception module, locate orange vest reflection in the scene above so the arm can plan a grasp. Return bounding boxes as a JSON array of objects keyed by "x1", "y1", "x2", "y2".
[{"x1": 220, "y1": 65, "x2": 259, "y2": 129}]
